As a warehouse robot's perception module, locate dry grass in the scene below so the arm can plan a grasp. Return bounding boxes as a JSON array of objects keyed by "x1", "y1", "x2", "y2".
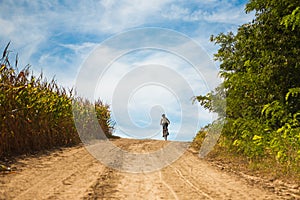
[{"x1": 203, "y1": 142, "x2": 300, "y2": 185}]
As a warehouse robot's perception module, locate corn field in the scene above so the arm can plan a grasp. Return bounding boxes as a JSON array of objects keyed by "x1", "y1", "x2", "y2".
[{"x1": 0, "y1": 43, "x2": 113, "y2": 158}]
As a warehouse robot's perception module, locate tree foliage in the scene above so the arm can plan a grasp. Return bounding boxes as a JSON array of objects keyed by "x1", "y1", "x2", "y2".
[{"x1": 195, "y1": 0, "x2": 300, "y2": 165}]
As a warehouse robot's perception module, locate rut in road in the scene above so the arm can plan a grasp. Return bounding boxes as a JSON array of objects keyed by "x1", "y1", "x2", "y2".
[
  {"x1": 0, "y1": 138, "x2": 287, "y2": 199},
  {"x1": 86, "y1": 139, "x2": 279, "y2": 200}
]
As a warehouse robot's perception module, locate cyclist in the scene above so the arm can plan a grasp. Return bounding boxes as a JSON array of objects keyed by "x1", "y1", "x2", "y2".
[{"x1": 160, "y1": 114, "x2": 170, "y2": 141}]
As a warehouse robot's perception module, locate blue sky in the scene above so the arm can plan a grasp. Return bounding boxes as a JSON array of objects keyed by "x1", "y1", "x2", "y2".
[{"x1": 0, "y1": 0, "x2": 254, "y2": 141}]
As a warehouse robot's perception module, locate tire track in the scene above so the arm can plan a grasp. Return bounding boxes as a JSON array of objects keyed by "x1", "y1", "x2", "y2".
[
  {"x1": 2, "y1": 147, "x2": 82, "y2": 198},
  {"x1": 171, "y1": 166, "x2": 213, "y2": 199},
  {"x1": 167, "y1": 151, "x2": 278, "y2": 200},
  {"x1": 15, "y1": 149, "x2": 92, "y2": 199},
  {"x1": 159, "y1": 170, "x2": 179, "y2": 200},
  {"x1": 82, "y1": 140, "x2": 131, "y2": 199},
  {"x1": 1, "y1": 147, "x2": 105, "y2": 200},
  {"x1": 1, "y1": 139, "x2": 283, "y2": 199}
]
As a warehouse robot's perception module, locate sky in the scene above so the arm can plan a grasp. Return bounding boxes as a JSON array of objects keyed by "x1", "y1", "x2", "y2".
[{"x1": 0, "y1": 0, "x2": 254, "y2": 141}]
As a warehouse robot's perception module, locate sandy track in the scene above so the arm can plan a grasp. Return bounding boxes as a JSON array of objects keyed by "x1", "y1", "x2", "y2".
[
  {"x1": 0, "y1": 139, "x2": 283, "y2": 199},
  {"x1": 0, "y1": 146, "x2": 106, "y2": 200}
]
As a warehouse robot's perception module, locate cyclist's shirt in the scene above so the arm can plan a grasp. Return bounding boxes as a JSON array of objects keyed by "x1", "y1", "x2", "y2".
[{"x1": 160, "y1": 117, "x2": 170, "y2": 125}]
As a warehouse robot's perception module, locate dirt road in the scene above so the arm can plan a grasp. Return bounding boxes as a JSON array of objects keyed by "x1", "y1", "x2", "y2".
[{"x1": 0, "y1": 138, "x2": 292, "y2": 199}]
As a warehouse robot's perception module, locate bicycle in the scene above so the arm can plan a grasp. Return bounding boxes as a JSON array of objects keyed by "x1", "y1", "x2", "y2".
[{"x1": 162, "y1": 125, "x2": 169, "y2": 141}]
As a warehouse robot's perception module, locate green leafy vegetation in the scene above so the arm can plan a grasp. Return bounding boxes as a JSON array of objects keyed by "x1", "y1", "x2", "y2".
[
  {"x1": 0, "y1": 43, "x2": 115, "y2": 158},
  {"x1": 194, "y1": 0, "x2": 300, "y2": 177}
]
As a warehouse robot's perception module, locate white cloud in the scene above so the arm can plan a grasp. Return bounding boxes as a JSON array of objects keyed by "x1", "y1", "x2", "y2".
[
  {"x1": 202, "y1": 6, "x2": 254, "y2": 24},
  {"x1": 60, "y1": 43, "x2": 98, "y2": 55},
  {"x1": 0, "y1": 18, "x2": 15, "y2": 37},
  {"x1": 161, "y1": 1, "x2": 254, "y2": 25},
  {"x1": 0, "y1": 0, "x2": 250, "y2": 81},
  {"x1": 87, "y1": 45, "x2": 217, "y2": 140},
  {"x1": 162, "y1": 4, "x2": 190, "y2": 20},
  {"x1": 0, "y1": 1, "x2": 165, "y2": 56},
  {"x1": 0, "y1": 0, "x2": 249, "y2": 141},
  {"x1": 99, "y1": 0, "x2": 172, "y2": 33}
]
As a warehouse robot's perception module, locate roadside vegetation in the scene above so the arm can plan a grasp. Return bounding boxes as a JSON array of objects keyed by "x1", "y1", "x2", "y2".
[
  {"x1": 193, "y1": 0, "x2": 300, "y2": 181},
  {"x1": 0, "y1": 43, "x2": 115, "y2": 159}
]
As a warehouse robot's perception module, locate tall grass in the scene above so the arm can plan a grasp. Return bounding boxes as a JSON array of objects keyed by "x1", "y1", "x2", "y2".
[{"x1": 0, "y1": 43, "x2": 113, "y2": 158}]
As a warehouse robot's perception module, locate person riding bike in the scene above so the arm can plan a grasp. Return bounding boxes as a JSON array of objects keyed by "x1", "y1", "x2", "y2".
[{"x1": 160, "y1": 114, "x2": 170, "y2": 141}]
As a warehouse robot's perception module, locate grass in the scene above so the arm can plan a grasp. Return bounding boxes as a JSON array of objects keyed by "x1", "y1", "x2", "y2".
[{"x1": 192, "y1": 130, "x2": 300, "y2": 185}]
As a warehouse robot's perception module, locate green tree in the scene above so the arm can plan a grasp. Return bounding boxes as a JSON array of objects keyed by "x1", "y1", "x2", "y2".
[{"x1": 196, "y1": 0, "x2": 300, "y2": 162}]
